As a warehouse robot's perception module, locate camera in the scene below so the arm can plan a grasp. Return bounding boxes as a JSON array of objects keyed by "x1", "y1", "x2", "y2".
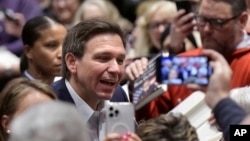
[
  {"x1": 105, "y1": 102, "x2": 135, "y2": 135},
  {"x1": 156, "y1": 55, "x2": 212, "y2": 85}
]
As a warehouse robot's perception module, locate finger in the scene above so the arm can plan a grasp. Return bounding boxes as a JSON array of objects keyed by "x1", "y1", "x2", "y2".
[
  {"x1": 178, "y1": 22, "x2": 195, "y2": 35},
  {"x1": 182, "y1": 13, "x2": 195, "y2": 25},
  {"x1": 129, "y1": 133, "x2": 142, "y2": 141},
  {"x1": 209, "y1": 118, "x2": 216, "y2": 125},
  {"x1": 125, "y1": 132, "x2": 142, "y2": 141},
  {"x1": 186, "y1": 83, "x2": 206, "y2": 91},
  {"x1": 173, "y1": 9, "x2": 187, "y2": 23},
  {"x1": 202, "y1": 49, "x2": 228, "y2": 65},
  {"x1": 104, "y1": 133, "x2": 121, "y2": 141},
  {"x1": 134, "y1": 59, "x2": 147, "y2": 76},
  {"x1": 141, "y1": 57, "x2": 148, "y2": 70},
  {"x1": 125, "y1": 64, "x2": 136, "y2": 81},
  {"x1": 208, "y1": 113, "x2": 214, "y2": 121}
]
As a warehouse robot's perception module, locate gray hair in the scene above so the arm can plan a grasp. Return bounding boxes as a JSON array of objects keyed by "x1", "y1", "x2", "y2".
[
  {"x1": 230, "y1": 86, "x2": 250, "y2": 114},
  {"x1": 9, "y1": 101, "x2": 89, "y2": 141}
]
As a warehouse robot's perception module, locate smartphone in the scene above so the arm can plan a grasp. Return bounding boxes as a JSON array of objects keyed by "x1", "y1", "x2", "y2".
[
  {"x1": 176, "y1": 0, "x2": 193, "y2": 14},
  {"x1": 105, "y1": 102, "x2": 135, "y2": 135},
  {"x1": 176, "y1": 0, "x2": 194, "y2": 24},
  {"x1": 156, "y1": 55, "x2": 212, "y2": 85}
]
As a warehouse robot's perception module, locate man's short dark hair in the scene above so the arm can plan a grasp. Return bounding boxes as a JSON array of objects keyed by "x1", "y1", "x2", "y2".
[
  {"x1": 62, "y1": 19, "x2": 126, "y2": 79},
  {"x1": 214, "y1": 0, "x2": 247, "y2": 15}
]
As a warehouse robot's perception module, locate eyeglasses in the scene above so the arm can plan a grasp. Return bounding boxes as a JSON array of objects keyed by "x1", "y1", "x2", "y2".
[
  {"x1": 196, "y1": 14, "x2": 241, "y2": 30},
  {"x1": 148, "y1": 20, "x2": 170, "y2": 30}
]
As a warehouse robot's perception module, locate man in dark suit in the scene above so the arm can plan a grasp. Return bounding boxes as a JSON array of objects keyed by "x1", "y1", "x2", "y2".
[{"x1": 51, "y1": 19, "x2": 131, "y2": 141}]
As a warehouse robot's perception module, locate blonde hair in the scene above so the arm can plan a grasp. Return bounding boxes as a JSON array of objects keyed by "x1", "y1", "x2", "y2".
[
  {"x1": 74, "y1": 0, "x2": 133, "y2": 34},
  {"x1": 230, "y1": 86, "x2": 250, "y2": 114},
  {"x1": 132, "y1": 0, "x2": 177, "y2": 57}
]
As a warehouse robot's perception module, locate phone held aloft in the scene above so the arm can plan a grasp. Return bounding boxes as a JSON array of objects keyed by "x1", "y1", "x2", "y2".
[
  {"x1": 105, "y1": 102, "x2": 135, "y2": 135},
  {"x1": 176, "y1": 0, "x2": 193, "y2": 14},
  {"x1": 156, "y1": 55, "x2": 212, "y2": 85}
]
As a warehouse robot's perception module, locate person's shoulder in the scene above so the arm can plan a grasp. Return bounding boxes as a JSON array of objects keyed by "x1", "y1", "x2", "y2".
[
  {"x1": 51, "y1": 78, "x2": 65, "y2": 87},
  {"x1": 114, "y1": 85, "x2": 126, "y2": 96},
  {"x1": 111, "y1": 85, "x2": 129, "y2": 102},
  {"x1": 231, "y1": 48, "x2": 250, "y2": 57},
  {"x1": 51, "y1": 78, "x2": 67, "y2": 94}
]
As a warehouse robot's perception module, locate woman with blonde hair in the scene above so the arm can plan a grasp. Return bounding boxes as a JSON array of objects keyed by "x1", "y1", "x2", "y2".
[
  {"x1": 128, "y1": 0, "x2": 177, "y2": 58},
  {"x1": 74, "y1": 0, "x2": 133, "y2": 34}
]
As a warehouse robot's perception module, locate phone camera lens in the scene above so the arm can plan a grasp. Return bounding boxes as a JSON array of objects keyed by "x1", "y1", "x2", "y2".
[
  {"x1": 115, "y1": 110, "x2": 119, "y2": 116},
  {"x1": 109, "y1": 113, "x2": 113, "y2": 118},
  {"x1": 109, "y1": 106, "x2": 113, "y2": 111}
]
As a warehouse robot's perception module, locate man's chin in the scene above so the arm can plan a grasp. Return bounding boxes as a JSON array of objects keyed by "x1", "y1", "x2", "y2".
[
  {"x1": 203, "y1": 42, "x2": 217, "y2": 50},
  {"x1": 98, "y1": 93, "x2": 113, "y2": 100}
]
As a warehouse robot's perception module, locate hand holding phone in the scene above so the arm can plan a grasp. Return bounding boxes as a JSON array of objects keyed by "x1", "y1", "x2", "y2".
[
  {"x1": 175, "y1": 0, "x2": 196, "y2": 24},
  {"x1": 105, "y1": 102, "x2": 135, "y2": 135},
  {"x1": 156, "y1": 55, "x2": 212, "y2": 85},
  {"x1": 0, "y1": 7, "x2": 19, "y2": 25},
  {"x1": 176, "y1": 0, "x2": 193, "y2": 14}
]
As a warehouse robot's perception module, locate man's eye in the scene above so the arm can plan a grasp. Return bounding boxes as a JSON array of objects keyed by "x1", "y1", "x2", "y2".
[
  {"x1": 99, "y1": 56, "x2": 110, "y2": 61},
  {"x1": 117, "y1": 58, "x2": 124, "y2": 65},
  {"x1": 211, "y1": 20, "x2": 223, "y2": 26}
]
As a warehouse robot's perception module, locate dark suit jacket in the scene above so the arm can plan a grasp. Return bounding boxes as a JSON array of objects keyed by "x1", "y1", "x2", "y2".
[{"x1": 51, "y1": 78, "x2": 129, "y2": 104}]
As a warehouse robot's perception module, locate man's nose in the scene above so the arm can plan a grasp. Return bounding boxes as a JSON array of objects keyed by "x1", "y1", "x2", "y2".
[{"x1": 108, "y1": 60, "x2": 122, "y2": 73}]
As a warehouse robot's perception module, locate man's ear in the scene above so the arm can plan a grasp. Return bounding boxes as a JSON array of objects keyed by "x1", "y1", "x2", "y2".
[
  {"x1": 65, "y1": 53, "x2": 77, "y2": 74},
  {"x1": 239, "y1": 11, "x2": 248, "y2": 29},
  {"x1": 1, "y1": 115, "x2": 10, "y2": 132},
  {"x1": 24, "y1": 45, "x2": 33, "y2": 59}
]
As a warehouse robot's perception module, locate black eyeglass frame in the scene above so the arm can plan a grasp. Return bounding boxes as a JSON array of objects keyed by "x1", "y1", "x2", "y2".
[{"x1": 195, "y1": 13, "x2": 242, "y2": 30}]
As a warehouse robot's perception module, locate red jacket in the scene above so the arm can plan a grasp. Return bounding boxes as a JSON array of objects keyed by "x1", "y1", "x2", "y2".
[{"x1": 136, "y1": 48, "x2": 250, "y2": 121}]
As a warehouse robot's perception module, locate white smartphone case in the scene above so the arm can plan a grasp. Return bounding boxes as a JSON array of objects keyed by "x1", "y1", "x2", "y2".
[{"x1": 105, "y1": 102, "x2": 135, "y2": 135}]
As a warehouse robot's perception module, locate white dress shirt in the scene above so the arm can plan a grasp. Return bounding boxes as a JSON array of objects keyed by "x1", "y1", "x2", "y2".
[{"x1": 65, "y1": 79, "x2": 107, "y2": 141}]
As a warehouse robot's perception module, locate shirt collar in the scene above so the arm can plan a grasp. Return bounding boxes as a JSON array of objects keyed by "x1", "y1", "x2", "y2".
[
  {"x1": 236, "y1": 30, "x2": 250, "y2": 49},
  {"x1": 65, "y1": 79, "x2": 107, "y2": 123},
  {"x1": 24, "y1": 70, "x2": 35, "y2": 80}
]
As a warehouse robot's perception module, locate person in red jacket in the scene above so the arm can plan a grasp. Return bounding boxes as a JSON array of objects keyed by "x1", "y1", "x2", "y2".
[{"x1": 125, "y1": 0, "x2": 250, "y2": 121}]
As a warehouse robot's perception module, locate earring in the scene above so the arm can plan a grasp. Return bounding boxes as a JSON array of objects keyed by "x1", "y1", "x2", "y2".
[{"x1": 6, "y1": 129, "x2": 10, "y2": 134}]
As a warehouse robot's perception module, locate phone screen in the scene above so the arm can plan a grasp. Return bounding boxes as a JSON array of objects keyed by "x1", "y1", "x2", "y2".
[{"x1": 156, "y1": 56, "x2": 212, "y2": 85}]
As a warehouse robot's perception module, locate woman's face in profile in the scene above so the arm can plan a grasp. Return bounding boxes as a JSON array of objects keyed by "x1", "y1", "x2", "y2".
[{"x1": 27, "y1": 24, "x2": 67, "y2": 77}]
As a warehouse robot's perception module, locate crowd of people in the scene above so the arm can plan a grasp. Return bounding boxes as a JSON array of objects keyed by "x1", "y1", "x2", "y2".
[{"x1": 1, "y1": 0, "x2": 250, "y2": 141}]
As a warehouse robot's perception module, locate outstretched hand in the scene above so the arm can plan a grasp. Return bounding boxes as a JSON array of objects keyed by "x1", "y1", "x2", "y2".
[{"x1": 125, "y1": 57, "x2": 148, "y2": 81}]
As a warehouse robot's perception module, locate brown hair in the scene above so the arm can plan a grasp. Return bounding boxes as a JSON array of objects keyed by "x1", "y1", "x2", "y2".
[
  {"x1": 136, "y1": 113, "x2": 198, "y2": 141},
  {"x1": 0, "y1": 77, "x2": 57, "y2": 141}
]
